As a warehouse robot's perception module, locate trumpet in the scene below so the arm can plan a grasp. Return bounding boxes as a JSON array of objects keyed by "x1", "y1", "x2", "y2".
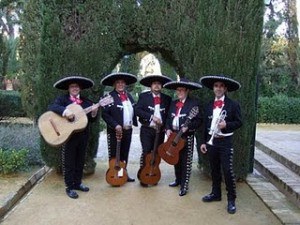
[{"x1": 207, "y1": 110, "x2": 227, "y2": 146}]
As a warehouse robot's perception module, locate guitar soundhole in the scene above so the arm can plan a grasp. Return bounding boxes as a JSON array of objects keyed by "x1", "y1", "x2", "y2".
[
  {"x1": 68, "y1": 117, "x2": 75, "y2": 123},
  {"x1": 114, "y1": 166, "x2": 121, "y2": 171}
]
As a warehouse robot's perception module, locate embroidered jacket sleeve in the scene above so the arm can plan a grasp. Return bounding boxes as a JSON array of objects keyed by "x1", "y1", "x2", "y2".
[
  {"x1": 135, "y1": 92, "x2": 154, "y2": 123},
  {"x1": 101, "y1": 93, "x2": 120, "y2": 129},
  {"x1": 48, "y1": 95, "x2": 69, "y2": 116}
]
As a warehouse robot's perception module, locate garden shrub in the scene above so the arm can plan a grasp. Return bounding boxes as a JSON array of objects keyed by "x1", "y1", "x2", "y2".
[
  {"x1": 257, "y1": 95, "x2": 300, "y2": 123},
  {"x1": 0, "y1": 148, "x2": 29, "y2": 174},
  {"x1": 0, "y1": 90, "x2": 26, "y2": 118},
  {"x1": 0, "y1": 123, "x2": 43, "y2": 166}
]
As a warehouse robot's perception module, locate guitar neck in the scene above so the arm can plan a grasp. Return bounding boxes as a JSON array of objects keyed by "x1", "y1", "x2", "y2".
[
  {"x1": 84, "y1": 102, "x2": 100, "y2": 114},
  {"x1": 83, "y1": 95, "x2": 113, "y2": 115},
  {"x1": 151, "y1": 126, "x2": 161, "y2": 157},
  {"x1": 173, "y1": 118, "x2": 191, "y2": 144},
  {"x1": 115, "y1": 140, "x2": 121, "y2": 168}
]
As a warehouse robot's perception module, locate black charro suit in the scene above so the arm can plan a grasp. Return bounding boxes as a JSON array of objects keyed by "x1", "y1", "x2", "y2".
[
  {"x1": 165, "y1": 97, "x2": 201, "y2": 193},
  {"x1": 48, "y1": 94, "x2": 96, "y2": 190},
  {"x1": 135, "y1": 91, "x2": 172, "y2": 174},
  {"x1": 202, "y1": 95, "x2": 242, "y2": 201},
  {"x1": 101, "y1": 90, "x2": 138, "y2": 164}
]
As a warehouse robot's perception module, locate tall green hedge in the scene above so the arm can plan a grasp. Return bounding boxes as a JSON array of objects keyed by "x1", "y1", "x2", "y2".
[{"x1": 21, "y1": 0, "x2": 264, "y2": 179}]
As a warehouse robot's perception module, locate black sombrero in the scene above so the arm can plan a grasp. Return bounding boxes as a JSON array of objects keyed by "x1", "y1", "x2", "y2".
[
  {"x1": 139, "y1": 74, "x2": 173, "y2": 87},
  {"x1": 199, "y1": 74, "x2": 241, "y2": 92},
  {"x1": 101, "y1": 72, "x2": 137, "y2": 86},
  {"x1": 163, "y1": 78, "x2": 202, "y2": 90},
  {"x1": 53, "y1": 75, "x2": 94, "y2": 90}
]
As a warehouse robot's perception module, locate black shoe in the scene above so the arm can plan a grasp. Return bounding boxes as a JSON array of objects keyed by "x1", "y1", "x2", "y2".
[
  {"x1": 227, "y1": 201, "x2": 236, "y2": 214},
  {"x1": 140, "y1": 182, "x2": 148, "y2": 187},
  {"x1": 127, "y1": 176, "x2": 135, "y2": 182},
  {"x1": 74, "y1": 184, "x2": 89, "y2": 192},
  {"x1": 66, "y1": 189, "x2": 78, "y2": 199},
  {"x1": 169, "y1": 181, "x2": 180, "y2": 187},
  {"x1": 179, "y1": 189, "x2": 187, "y2": 196},
  {"x1": 202, "y1": 193, "x2": 222, "y2": 202}
]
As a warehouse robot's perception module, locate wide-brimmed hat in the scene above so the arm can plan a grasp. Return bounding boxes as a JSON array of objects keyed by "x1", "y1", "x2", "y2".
[
  {"x1": 163, "y1": 77, "x2": 202, "y2": 90},
  {"x1": 101, "y1": 72, "x2": 137, "y2": 86},
  {"x1": 139, "y1": 74, "x2": 173, "y2": 87},
  {"x1": 199, "y1": 74, "x2": 241, "y2": 92},
  {"x1": 53, "y1": 75, "x2": 94, "y2": 90}
]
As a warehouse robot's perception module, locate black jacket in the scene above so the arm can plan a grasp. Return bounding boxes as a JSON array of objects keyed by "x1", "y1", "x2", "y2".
[
  {"x1": 202, "y1": 95, "x2": 242, "y2": 144},
  {"x1": 165, "y1": 97, "x2": 202, "y2": 133},
  {"x1": 101, "y1": 90, "x2": 138, "y2": 129},
  {"x1": 135, "y1": 91, "x2": 172, "y2": 127},
  {"x1": 48, "y1": 94, "x2": 95, "y2": 120}
]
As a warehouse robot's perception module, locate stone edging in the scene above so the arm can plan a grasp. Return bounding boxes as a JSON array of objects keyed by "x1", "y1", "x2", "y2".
[
  {"x1": 0, "y1": 166, "x2": 51, "y2": 220},
  {"x1": 246, "y1": 171, "x2": 300, "y2": 224}
]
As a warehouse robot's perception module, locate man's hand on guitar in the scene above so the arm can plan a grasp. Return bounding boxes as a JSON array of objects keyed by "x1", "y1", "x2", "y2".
[
  {"x1": 63, "y1": 109, "x2": 75, "y2": 120},
  {"x1": 91, "y1": 104, "x2": 98, "y2": 117},
  {"x1": 180, "y1": 126, "x2": 188, "y2": 133},
  {"x1": 152, "y1": 116, "x2": 162, "y2": 125},
  {"x1": 115, "y1": 125, "x2": 123, "y2": 133},
  {"x1": 166, "y1": 129, "x2": 172, "y2": 138}
]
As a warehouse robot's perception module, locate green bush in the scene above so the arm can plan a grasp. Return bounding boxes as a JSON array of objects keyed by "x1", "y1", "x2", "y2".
[
  {"x1": 0, "y1": 148, "x2": 29, "y2": 174},
  {"x1": 257, "y1": 95, "x2": 300, "y2": 123},
  {"x1": 0, "y1": 123, "x2": 43, "y2": 166},
  {"x1": 0, "y1": 90, "x2": 26, "y2": 118}
]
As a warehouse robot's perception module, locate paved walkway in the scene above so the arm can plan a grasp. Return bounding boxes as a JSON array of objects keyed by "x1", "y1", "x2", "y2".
[
  {"x1": 256, "y1": 124, "x2": 300, "y2": 170},
  {"x1": 1, "y1": 124, "x2": 300, "y2": 225}
]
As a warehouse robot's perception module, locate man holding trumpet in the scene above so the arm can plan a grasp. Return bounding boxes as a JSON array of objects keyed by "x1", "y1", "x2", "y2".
[{"x1": 199, "y1": 74, "x2": 242, "y2": 214}]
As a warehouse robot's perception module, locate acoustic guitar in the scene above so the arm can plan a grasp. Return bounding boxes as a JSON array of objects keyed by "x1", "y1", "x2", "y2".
[
  {"x1": 38, "y1": 95, "x2": 113, "y2": 147},
  {"x1": 138, "y1": 125, "x2": 162, "y2": 185},
  {"x1": 106, "y1": 132, "x2": 128, "y2": 186},
  {"x1": 158, "y1": 106, "x2": 199, "y2": 165}
]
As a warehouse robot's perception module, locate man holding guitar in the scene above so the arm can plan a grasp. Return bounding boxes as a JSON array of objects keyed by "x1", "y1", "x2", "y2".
[
  {"x1": 163, "y1": 78, "x2": 202, "y2": 196},
  {"x1": 101, "y1": 72, "x2": 138, "y2": 184},
  {"x1": 135, "y1": 73, "x2": 172, "y2": 187},
  {"x1": 48, "y1": 75, "x2": 99, "y2": 199}
]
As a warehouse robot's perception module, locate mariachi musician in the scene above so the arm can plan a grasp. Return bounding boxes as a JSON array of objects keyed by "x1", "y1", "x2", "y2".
[
  {"x1": 135, "y1": 73, "x2": 172, "y2": 187},
  {"x1": 48, "y1": 75, "x2": 98, "y2": 199},
  {"x1": 101, "y1": 72, "x2": 138, "y2": 182},
  {"x1": 199, "y1": 74, "x2": 242, "y2": 214},
  {"x1": 163, "y1": 78, "x2": 202, "y2": 196}
]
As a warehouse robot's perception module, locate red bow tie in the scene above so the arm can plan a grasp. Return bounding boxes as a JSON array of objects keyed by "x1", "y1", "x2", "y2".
[
  {"x1": 175, "y1": 101, "x2": 184, "y2": 116},
  {"x1": 70, "y1": 96, "x2": 82, "y2": 104},
  {"x1": 119, "y1": 92, "x2": 128, "y2": 102},
  {"x1": 213, "y1": 100, "x2": 224, "y2": 109},
  {"x1": 154, "y1": 96, "x2": 161, "y2": 105}
]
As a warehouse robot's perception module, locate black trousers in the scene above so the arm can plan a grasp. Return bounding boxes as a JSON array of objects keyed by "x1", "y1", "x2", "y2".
[
  {"x1": 139, "y1": 126, "x2": 165, "y2": 168},
  {"x1": 107, "y1": 127, "x2": 132, "y2": 164},
  {"x1": 173, "y1": 133, "x2": 194, "y2": 192},
  {"x1": 62, "y1": 131, "x2": 88, "y2": 189},
  {"x1": 207, "y1": 136, "x2": 236, "y2": 201}
]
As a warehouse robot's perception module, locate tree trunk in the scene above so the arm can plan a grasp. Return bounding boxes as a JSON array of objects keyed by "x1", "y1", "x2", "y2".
[{"x1": 286, "y1": 0, "x2": 300, "y2": 86}]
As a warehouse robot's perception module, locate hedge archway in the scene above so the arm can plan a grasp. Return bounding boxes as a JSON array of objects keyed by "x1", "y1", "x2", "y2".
[{"x1": 21, "y1": 0, "x2": 264, "y2": 178}]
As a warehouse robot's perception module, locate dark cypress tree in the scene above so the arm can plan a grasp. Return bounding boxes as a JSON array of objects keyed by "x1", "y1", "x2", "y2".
[{"x1": 21, "y1": 0, "x2": 264, "y2": 178}]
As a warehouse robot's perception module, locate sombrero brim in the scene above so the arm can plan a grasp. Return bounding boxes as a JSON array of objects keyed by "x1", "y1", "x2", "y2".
[
  {"x1": 163, "y1": 81, "x2": 202, "y2": 90},
  {"x1": 101, "y1": 72, "x2": 137, "y2": 86},
  {"x1": 53, "y1": 76, "x2": 94, "y2": 90},
  {"x1": 199, "y1": 75, "x2": 241, "y2": 92},
  {"x1": 139, "y1": 75, "x2": 173, "y2": 87}
]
